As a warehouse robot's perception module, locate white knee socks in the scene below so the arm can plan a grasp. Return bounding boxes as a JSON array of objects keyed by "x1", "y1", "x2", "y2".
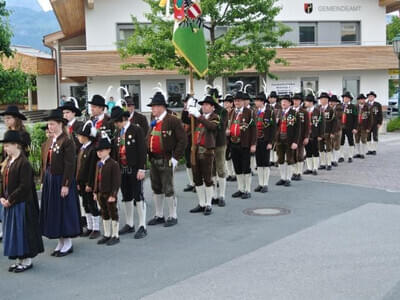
[
  {"x1": 245, "y1": 173, "x2": 252, "y2": 193},
  {"x1": 153, "y1": 194, "x2": 165, "y2": 218},
  {"x1": 103, "y1": 219, "x2": 111, "y2": 237},
  {"x1": 217, "y1": 176, "x2": 226, "y2": 199},
  {"x1": 186, "y1": 167, "x2": 194, "y2": 186},
  {"x1": 237, "y1": 174, "x2": 245, "y2": 192},
  {"x1": 85, "y1": 213, "x2": 93, "y2": 230},
  {"x1": 124, "y1": 201, "x2": 134, "y2": 227},
  {"x1": 279, "y1": 164, "x2": 286, "y2": 180},
  {"x1": 166, "y1": 196, "x2": 177, "y2": 219},
  {"x1": 263, "y1": 167, "x2": 270, "y2": 186},
  {"x1": 111, "y1": 221, "x2": 119, "y2": 238},
  {"x1": 196, "y1": 185, "x2": 206, "y2": 207},
  {"x1": 92, "y1": 216, "x2": 100, "y2": 231},
  {"x1": 205, "y1": 186, "x2": 214, "y2": 207},
  {"x1": 312, "y1": 157, "x2": 319, "y2": 171},
  {"x1": 137, "y1": 202, "x2": 147, "y2": 228},
  {"x1": 257, "y1": 167, "x2": 264, "y2": 186}
]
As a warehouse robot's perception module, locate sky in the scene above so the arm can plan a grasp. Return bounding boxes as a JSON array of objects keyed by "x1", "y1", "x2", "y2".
[{"x1": 37, "y1": 0, "x2": 52, "y2": 12}]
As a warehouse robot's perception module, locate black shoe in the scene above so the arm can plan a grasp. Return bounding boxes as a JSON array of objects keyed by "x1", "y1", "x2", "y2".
[
  {"x1": 14, "y1": 263, "x2": 33, "y2": 273},
  {"x1": 204, "y1": 206, "x2": 212, "y2": 216},
  {"x1": 241, "y1": 192, "x2": 251, "y2": 199},
  {"x1": 297, "y1": 174, "x2": 302, "y2": 181},
  {"x1": 366, "y1": 151, "x2": 372, "y2": 155},
  {"x1": 348, "y1": 158, "x2": 353, "y2": 163},
  {"x1": 274, "y1": 162, "x2": 279, "y2": 167},
  {"x1": 218, "y1": 197, "x2": 226, "y2": 207},
  {"x1": 318, "y1": 165, "x2": 326, "y2": 170},
  {"x1": 260, "y1": 186, "x2": 269, "y2": 193},
  {"x1": 338, "y1": 157, "x2": 345, "y2": 163},
  {"x1": 276, "y1": 179, "x2": 286, "y2": 186},
  {"x1": 190, "y1": 205, "x2": 205, "y2": 213},
  {"x1": 226, "y1": 176, "x2": 232, "y2": 182},
  {"x1": 360, "y1": 155, "x2": 365, "y2": 159},
  {"x1": 284, "y1": 180, "x2": 291, "y2": 187},
  {"x1": 211, "y1": 198, "x2": 219, "y2": 205},
  {"x1": 254, "y1": 185, "x2": 263, "y2": 192},
  {"x1": 291, "y1": 174, "x2": 297, "y2": 181},
  {"x1": 303, "y1": 169, "x2": 312, "y2": 175},
  {"x1": 332, "y1": 162, "x2": 338, "y2": 167},
  {"x1": 183, "y1": 185, "x2": 195, "y2": 192},
  {"x1": 8, "y1": 263, "x2": 19, "y2": 272},
  {"x1": 312, "y1": 170, "x2": 318, "y2": 176},
  {"x1": 119, "y1": 224, "x2": 135, "y2": 235},
  {"x1": 97, "y1": 236, "x2": 111, "y2": 245},
  {"x1": 134, "y1": 226, "x2": 147, "y2": 239},
  {"x1": 147, "y1": 216, "x2": 165, "y2": 226},
  {"x1": 372, "y1": 151, "x2": 377, "y2": 155},
  {"x1": 327, "y1": 165, "x2": 332, "y2": 171},
  {"x1": 232, "y1": 190, "x2": 243, "y2": 198},
  {"x1": 230, "y1": 176, "x2": 237, "y2": 182},
  {"x1": 354, "y1": 154, "x2": 361, "y2": 158},
  {"x1": 51, "y1": 250, "x2": 60, "y2": 257},
  {"x1": 56, "y1": 246, "x2": 73, "y2": 257},
  {"x1": 164, "y1": 217, "x2": 178, "y2": 227},
  {"x1": 89, "y1": 230, "x2": 101, "y2": 239},
  {"x1": 80, "y1": 228, "x2": 91, "y2": 237},
  {"x1": 106, "y1": 237, "x2": 120, "y2": 246}
]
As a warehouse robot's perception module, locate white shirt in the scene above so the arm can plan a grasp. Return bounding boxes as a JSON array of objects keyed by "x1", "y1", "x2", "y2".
[
  {"x1": 156, "y1": 110, "x2": 167, "y2": 122},
  {"x1": 81, "y1": 141, "x2": 92, "y2": 150},
  {"x1": 308, "y1": 106, "x2": 315, "y2": 113},
  {"x1": 257, "y1": 106, "x2": 266, "y2": 113},
  {"x1": 203, "y1": 112, "x2": 211, "y2": 119},
  {"x1": 235, "y1": 107, "x2": 244, "y2": 114},
  {"x1": 68, "y1": 118, "x2": 76, "y2": 127},
  {"x1": 123, "y1": 121, "x2": 131, "y2": 132},
  {"x1": 101, "y1": 156, "x2": 110, "y2": 165}
]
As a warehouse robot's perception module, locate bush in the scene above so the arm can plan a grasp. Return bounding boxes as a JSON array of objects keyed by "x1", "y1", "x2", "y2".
[
  {"x1": 387, "y1": 117, "x2": 400, "y2": 132},
  {"x1": 26, "y1": 123, "x2": 47, "y2": 177}
]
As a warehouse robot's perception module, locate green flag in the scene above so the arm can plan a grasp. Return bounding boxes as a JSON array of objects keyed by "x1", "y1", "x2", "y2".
[{"x1": 173, "y1": 20, "x2": 208, "y2": 77}]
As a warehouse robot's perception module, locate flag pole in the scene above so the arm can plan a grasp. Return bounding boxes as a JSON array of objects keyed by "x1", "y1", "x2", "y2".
[{"x1": 189, "y1": 66, "x2": 196, "y2": 167}]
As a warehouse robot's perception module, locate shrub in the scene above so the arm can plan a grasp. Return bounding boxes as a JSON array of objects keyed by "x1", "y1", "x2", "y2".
[
  {"x1": 26, "y1": 122, "x2": 47, "y2": 177},
  {"x1": 387, "y1": 117, "x2": 400, "y2": 132}
]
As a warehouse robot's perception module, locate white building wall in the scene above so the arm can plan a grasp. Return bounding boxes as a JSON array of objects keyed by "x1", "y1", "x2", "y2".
[
  {"x1": 37, "y1": 75, "x2": 57, "y2": 110},
  {"x1": 276, "y1": 0, "x2": 386, "y2": 46}
]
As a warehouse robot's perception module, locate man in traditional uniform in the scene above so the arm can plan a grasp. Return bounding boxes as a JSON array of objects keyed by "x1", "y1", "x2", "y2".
[
  {"x1": 111, "y1": 107, "x2": 147, "y2": 239},
  {"x1": 292, "y1": 92, "x2": 309, "y2": 180},
  {"x1": 318, "y1": 92, "x2": 336, "y2": 171},
  {"x1": 303, "y1": 93, "x2": 322, "y2": 175},
  {"x1": 181, "y1": 95, "x2": 196, "y2": 193},
  {"x1": 147, "y1": 91, "x2": 187, "y2": 227},
  {"x1": 125, "y1": 95, "x2": 149, "y2": 137},
  {"x1": 88, "y1": 95, "x2": 113, "y2": 140},
  {"x1": 268, "y1": 91, "x2": 281, "y2": 167},
  {"x1": 366, "y1": 91, "x2": 383, "y2": 155},
  {"x1": 254, "y1": 92, "x2": 275, "y2": 192},
  {"x1": 188, "y1": 95, "x2": 219, "y2": 215},
  {"x1": 227, "y1": 92, "x2": 256, "y2": 199},
  {"x1": 339, "y1": 92, "x2": 358, "y2": 163},
  {"x1": 275, "y1": 95, "x2": 299, "y2": 186},
  {"x1": 223, "y1": 94, "x2": 236, "y2": 182},
  {"x1": 354, "y1": 94, "x2": 373, "y2": 159},
  {"x1": 329, "y1": 94, "x2": 343, "y2": 167}
]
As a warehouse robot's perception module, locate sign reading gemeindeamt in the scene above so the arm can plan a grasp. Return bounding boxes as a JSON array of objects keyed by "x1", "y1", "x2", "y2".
[{"x1": 318, "y1": 5, "x2": 361, "y2": 12}]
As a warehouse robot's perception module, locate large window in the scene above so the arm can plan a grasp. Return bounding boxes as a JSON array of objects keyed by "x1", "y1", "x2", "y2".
[
  {"x1": 343, "y1": 77, "x2": 360, "y2": 103},
  {"x1": 120, "y1": 80, "x2": 141, "y2": 110},
  {"x1": 70, "y1": 85, "x2": 87, "y2": 110},
  {"x1": 226, "y1": 76, "x2": 259, "y2": 98},
  {"x1": 341, "y1": 22, "x2": 360, "y2": 44},
  {"x1": 167, "y1": 79, "x2": 186, "y2": 109},
  {"x1": 299, "y1": 24, "x2": 316, "y2": 44}
]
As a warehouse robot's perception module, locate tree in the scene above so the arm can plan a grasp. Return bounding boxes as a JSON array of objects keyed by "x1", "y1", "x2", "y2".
[
  {"x1": 119, "y1": 0, "x2": 291, "y2": 85},
  {"x1": 0, "y1": 0, "x2": 13, "y2": 58},
  {"x1": 0, "y1": 64, "x2": 34, "y2": 105}
]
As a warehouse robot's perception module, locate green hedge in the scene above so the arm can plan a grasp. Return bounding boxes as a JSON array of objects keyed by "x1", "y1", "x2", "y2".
[
  {"x1": 26, "y1": 123, "x2": 47, "y2": 176},
  {"x1": 387, "y1": 117, "x2": 400, "y2": 132}
]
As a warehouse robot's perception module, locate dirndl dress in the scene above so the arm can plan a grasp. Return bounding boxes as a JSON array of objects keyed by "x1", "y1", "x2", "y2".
[{"x1": 40, "y1": 167, "x2": 81, "y2": 239}]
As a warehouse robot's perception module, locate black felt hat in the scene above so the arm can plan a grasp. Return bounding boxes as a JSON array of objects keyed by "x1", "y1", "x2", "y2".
[
  {"x1": 0, "y1": 105, "x2": 27, "y2": 120},
  {"x1": 304, "y1": 94, "x2": 317, "y2": 103},
  {"x1": 280, "y1": 94, "x2": 293, "y2": 104},
  {"x1": 292, "y1": 92, "x2": 304, "y2": 101},
  {"x1": 341, "y1": 91, "x2": 354, "y2": 100},
  {"x1": 88, "y1": 95, "x2": 108, "y2": 107},
  {"x1": 77, "y1": 121, "x2": 97, "y2": 139},
  {"x1": 357, "y1": 93, "x2": 367, "y2": 100},
  {"x1": 43, "y1": 109, "x2": 68, "y2": 124},
  {"x1": 268, "y1": 91, "x2": 278, "y2": 99},
  {"x1": 147, "y1": 92, "x2": 168, "y2": 107},
  {"x1": 0, "y1": 130, "x2": 23, "y2": 144},
  {"x1": 234, "y1": 91, "x2": 245, "y2": 100},
  {"x1": 366, "y1": 91, "x2": 377, "y2": 98},
  {"x1": 318, "y1": 92, "x2": 331, "y2": 100},
  {"x1": 329, "y1": 95, "x2": 340, "y2": 103},
  {"x1": 110, "y1": 106, "x2": 130, "y2": 122},
  {"x1": 59, "y1": 100, "x2": 82, "y2": 116},
  {"x1": 222, "y1": 94, "x2": 234, "y2": 103},
  {"x1": 198, "y1": 95, "x2": 219, "y2": 107},
  {"x1": 254, "y1": 92, "x2": 267, "y2": 103},
  {"x1": 95, "y1": 136, "x2": 112, "y2": 151}
]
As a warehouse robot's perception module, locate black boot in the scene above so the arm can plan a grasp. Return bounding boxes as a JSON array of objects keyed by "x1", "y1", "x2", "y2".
[
  {"x1": 183, "y1": 185, "x2": 195, "y2": 192},
  {"x1": 134, "y1": 226, "x2": 147, "y2": 239},
  {"x1": 190, "y1": 205, "x2": 205, "y2": 213},
  {"x1": 218, "y1": 197, "x2": 226, "y2": 207},
  {"x1": 232, "y1": 191, "x2": 243, "y2": 198},
  {"x1": 254, "y1": 185, "x2": 263, "y2": 192}
]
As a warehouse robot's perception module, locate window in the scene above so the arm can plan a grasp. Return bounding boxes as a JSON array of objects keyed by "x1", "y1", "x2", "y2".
[
  {"x1": 299, "y1": 24, "x2": 316, "y2": 44},
  {"x1": 343, "y1": 77, "x2": 360, "y2": 103},
  {"x1": 226, "y1": 76, "x2": 259, "y2": 98},
  {"x1": 301, "y1": 78, "x2": 319, "y2": 97},
  {"x1": 167, "y1": 79, "x2": 186, "y2": 109},
  {"x1": 70, "y1": 85, "x2": 87, "y2": 110},
  {"x1": 341, "y1": 22, "x2": 360, "y2": 44},
  {"x1": 117, "y1": 24, "x2": 135, "y2": 42},
  {"x1": 120, "y1": 80, "x2": 141, "y2": 111}
]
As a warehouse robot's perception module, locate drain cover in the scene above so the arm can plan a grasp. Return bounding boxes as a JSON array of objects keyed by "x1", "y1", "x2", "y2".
[{"x1": 243, "y1": 207, "x2": 290, "y2": 217}]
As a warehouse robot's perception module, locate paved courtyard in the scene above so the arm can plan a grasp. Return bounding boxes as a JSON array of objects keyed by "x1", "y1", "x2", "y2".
[{"x1": 0, "y1": 133, "x2": 399, "y2": 300}]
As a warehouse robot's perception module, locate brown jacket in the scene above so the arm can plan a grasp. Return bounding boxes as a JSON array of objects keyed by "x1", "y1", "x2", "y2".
[
  {"x1": 333, "y1": 104, "x2": 344, "y2": 133},
  {"x1": 115, "y1": 123, "x2": 146, "y2": 170},
  {"x1": 275, "y1": 107, "x2": 299, "y2": 145},
  {"x1": 320, "y1": 105, "x2": 336, "y2": 135},
  {"x1": 295, "y1": 106, "x2": 310, "y2": 143},
  {"x1": 357, "y1": 104, "x2": 373, "y2": 131},
  {"x1": 228, "y1": 107, "x2": 256, "y2": 148},
  {"x1": 1, "y1": 155, "x2": 34, "y2": 206},
  {"x1": 76, "y1": 142, "x2": 97, "y2": 189},
  {"x1": 255, "y1": 105, "x2": 276, "y2": 145},
  {"x1": 41, "y1": 132, "x2": 76, "y2": 187},
  {"x1": 147, "y1": 113, "x2": 187, "y2": 160},
  {"x1": 93, "y1": 157, "x2": 121, "y2": 198},
  {"x1": 193, "y1": 112, "x2": 219, "y2": 149},
  {"x1": 69, "y1": 119, "x2": 83, "y2": 154},
  {"x1": 215, "y1": 108, "x2": 228, "y2": 147}
]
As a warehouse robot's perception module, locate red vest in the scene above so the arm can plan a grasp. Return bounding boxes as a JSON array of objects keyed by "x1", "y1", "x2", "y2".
[
  {"x1": 280, "y1": 111, "x2": 288, "y2": 134},
  {"x1": 230, "y1": 112, "x2": 242, "y2": 138},
  {"x1": 119, "y1": 136, "x2": 128, "y2": 166},
  {"x1": 194, "y1": 123, "x2": 206, "y2": 147},
  {"x1": 256, "y1": 110, "x2": 265, "y2": 139},
  {"x1": 149, "y1": 121, "x2": 163, "y2": 154}
]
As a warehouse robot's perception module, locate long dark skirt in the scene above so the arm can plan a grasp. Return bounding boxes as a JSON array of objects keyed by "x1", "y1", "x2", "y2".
[{"x1": 40, "y1": 169, "x2": 81, "y2": 239}]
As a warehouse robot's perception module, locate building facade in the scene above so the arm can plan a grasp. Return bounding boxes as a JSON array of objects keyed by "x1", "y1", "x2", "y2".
[{"x1": 44, "y1": 0, "x2": 399, "y2": 112}]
